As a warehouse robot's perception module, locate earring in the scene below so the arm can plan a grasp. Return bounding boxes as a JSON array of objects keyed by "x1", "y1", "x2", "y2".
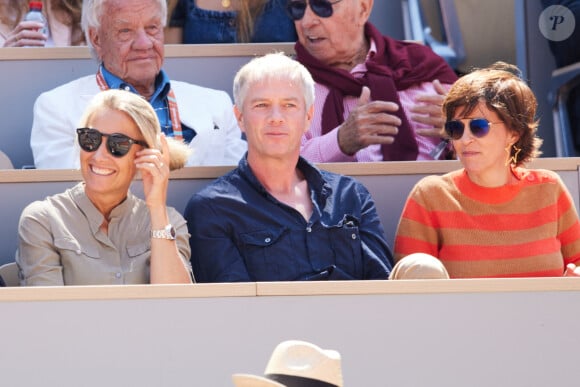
[{"x1": 504, "y1": 144, "x2": 521, "y2": 166}]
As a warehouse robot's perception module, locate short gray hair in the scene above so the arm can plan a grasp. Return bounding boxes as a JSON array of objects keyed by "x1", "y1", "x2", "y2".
[
  {"x1": 233, "y1": 52, "x2": 315, "y2": 109},
  {"x1": 82, "y1": 0, "x2": 167, "y2": 60}
]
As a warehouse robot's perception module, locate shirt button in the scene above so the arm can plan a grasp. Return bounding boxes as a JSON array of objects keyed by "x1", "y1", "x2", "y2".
[
  {"x1": 265, "y1": 237, "x2": 271, "y2": 243},
  {"x1": 351, "y1": 233, "x2": 357, "y2": 240},
  {"x1": 306, "y1": 227, "x2": 312, "y2": 233},
  {"x1": 75, "y1": 249, "x2": 81, "y2": 255},
  {"x1": 115, "y1": 272, "x2": 122, "y2": 279}
]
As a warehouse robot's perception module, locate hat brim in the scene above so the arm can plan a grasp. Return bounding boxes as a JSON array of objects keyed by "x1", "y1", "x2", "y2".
[{"x1": 232, "y1": 373, "x2": 285, "y2": 387}]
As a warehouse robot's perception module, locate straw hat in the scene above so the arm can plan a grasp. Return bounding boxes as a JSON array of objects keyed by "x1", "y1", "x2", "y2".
[
  {"x1": 232, "y1": 340, "x2": 343, "y2": 387},
  {"x1": 231, "y1": 374, "x2": 284, "y2": 387},
  {"x1": 389, "y1": 252, "x2": 450, "y2": 280}
]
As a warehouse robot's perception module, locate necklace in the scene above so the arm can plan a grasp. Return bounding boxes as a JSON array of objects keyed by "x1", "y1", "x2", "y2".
[{"x1": 221, "y1": 0, "x2": 231, "y2": 8}]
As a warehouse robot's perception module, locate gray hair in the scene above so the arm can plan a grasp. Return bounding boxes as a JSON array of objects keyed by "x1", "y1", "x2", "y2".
[
  {"x1": 81, "y1": 0, "x2": 167, "y2": 60},
  {"x1": 78, "y1": 89, "x2": 191, "y2": 170},
  {"x1": 233, "y1": 52, "x2": 315, "y2": 109}
]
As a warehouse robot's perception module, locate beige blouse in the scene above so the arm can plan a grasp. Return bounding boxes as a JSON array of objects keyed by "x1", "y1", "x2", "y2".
[{"x1": 16, "y1": 182, "x2": 191, "y2": 286}]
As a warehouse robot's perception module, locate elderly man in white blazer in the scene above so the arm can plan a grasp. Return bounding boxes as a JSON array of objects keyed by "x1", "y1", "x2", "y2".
[{"x1": 30, "y1": 0, "x2": 246, "y2": 169}]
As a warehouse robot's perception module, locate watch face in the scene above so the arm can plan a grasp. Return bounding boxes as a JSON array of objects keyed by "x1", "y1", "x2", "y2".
[{"x1": 168, "y1": 225, "x2": 176, "y2": 238}]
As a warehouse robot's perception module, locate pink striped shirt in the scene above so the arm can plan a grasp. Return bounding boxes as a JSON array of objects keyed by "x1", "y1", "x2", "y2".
[{"x1": 300, "y1": 42, "x2": 449, "y2": 162}]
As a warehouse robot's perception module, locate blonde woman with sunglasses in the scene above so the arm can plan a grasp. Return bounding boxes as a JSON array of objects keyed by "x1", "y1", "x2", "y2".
[
  {"x1": 16, "y1": 90, "x2": 193, "y2": 286},
  {"x1": 392, "y1": 62, "x2": 580, "y2": 279}
]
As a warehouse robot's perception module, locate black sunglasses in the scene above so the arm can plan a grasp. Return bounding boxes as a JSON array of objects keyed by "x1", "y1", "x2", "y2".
[
  {"x1": 286, "y1": 0, "x2": 343, "y2": 20},
  {"x1": 76, "y1": 128, "x2": 148, "y2": 158},
  {"x1": 444, "y1": 118, "x2": 502, "y2": 140}
]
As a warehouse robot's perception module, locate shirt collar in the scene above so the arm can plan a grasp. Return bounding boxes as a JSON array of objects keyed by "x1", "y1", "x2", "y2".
[
  {"x1": 99, "y1": 64, "x2": 171, "y2": 102},
  {"x1": 351, "y1": 37, "x2": 377, "y2": 74},
  {"x1": 69, "y1": 182, "x2": 138, "y2": 235},
  {"x1": 238, "y1": 154, "x2": 332, "y2": 203}
]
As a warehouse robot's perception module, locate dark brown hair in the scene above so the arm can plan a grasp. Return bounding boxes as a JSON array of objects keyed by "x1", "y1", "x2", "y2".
[{"x1": 442, "y1": 61, "x2": 542, "y2": 165}]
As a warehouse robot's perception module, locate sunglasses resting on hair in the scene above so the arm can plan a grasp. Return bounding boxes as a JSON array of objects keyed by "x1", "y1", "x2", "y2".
[
  {"x1": 286, "y1": 0, "x2": 343, "y2": 20},
  {"x1": 76, "y1": 127, "x2": 148, "y2": 158},
  {"x1": 444, "y1": 118, "x2": 502, "y2": 140}
]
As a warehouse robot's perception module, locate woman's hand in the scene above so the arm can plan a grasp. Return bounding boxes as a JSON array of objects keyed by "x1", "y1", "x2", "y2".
[
  {"x1": 135, "y1": 133, "x2": 171, "y2": 209},
  {"x1": 2, "y1": 21, "x2": 47, "y2": 47}
]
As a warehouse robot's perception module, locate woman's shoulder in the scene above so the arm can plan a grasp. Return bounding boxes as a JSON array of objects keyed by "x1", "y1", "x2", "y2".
[
  {"x1": 516, "y1": 167, "x2": 563, "y2": 184},
  {"x1": 20, "y1": 185, "x2": 79, "y2": 221}
]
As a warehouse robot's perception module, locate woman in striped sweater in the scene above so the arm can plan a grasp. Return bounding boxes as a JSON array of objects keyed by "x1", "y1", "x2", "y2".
[{"x1": 393, "y1": 62, "x2": 580, "y2": 278}]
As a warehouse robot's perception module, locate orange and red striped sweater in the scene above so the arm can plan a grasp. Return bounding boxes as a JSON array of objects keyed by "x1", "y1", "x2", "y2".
[{"x1": 394, "y1": 168, "x2": 580, "y2": 278}]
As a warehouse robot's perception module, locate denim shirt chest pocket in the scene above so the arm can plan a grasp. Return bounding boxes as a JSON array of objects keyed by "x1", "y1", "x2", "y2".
[
  {"x1": 323, "y1": 214, "x2": 363, "y2": 279},
  {"x1": 239, "y1": 227, "x2": 301, "y2": 281}
]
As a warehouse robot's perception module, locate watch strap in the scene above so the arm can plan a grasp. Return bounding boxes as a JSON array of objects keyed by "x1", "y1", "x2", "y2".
[{"x1": 151, "y1": 224, "x2": 176, "y2": 240}]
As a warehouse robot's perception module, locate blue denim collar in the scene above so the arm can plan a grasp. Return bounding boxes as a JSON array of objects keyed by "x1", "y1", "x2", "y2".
[{"x1": 98, "y1": 64, "x2": 171, "y2": 103}]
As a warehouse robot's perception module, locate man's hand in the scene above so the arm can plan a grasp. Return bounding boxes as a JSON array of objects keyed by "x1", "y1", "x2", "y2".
[
  {"x1": 409, "y1": 79, "x2": 448, "y2": 138},
  {"x1": 337, "y1": 86, "x2": 401, "y2": 155}
]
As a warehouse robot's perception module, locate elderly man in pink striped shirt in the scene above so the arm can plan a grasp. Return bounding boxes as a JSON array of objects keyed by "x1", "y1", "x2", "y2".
[{"x1": 288, "y1": 0, "x2": 457, "y2": 162}]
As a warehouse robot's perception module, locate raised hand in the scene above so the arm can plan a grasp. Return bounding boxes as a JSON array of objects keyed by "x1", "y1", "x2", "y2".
[
  {"x1": 135, "y1": 133, "x2": 171, "y2": 209},
  {"x1": 337, "y1": 86, "x2": 401, "y2": 155},
  {"x1": 409, "y1": 79, "x2": 448, "y2": 138}
]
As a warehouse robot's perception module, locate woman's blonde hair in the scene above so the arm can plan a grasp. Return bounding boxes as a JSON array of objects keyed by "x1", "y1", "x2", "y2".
[
  {"x1": 78, "y1": 89, "x2": 191, "y2": 170},
  {"x1": 237, "y1": 0, "x2": 269, "y2": 43}
]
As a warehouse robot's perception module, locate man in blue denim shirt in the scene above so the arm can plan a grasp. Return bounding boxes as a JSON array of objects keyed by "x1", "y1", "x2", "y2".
[{"x1": 184, "y1": 53, "x2": 393, "y2": 282}]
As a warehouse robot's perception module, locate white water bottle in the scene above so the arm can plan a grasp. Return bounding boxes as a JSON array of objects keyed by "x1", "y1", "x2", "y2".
[{"x1": 23, "y1": 1, "x2": 47, "y2": 46}]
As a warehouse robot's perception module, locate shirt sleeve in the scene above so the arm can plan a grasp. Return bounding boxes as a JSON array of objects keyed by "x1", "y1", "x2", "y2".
[
  {"x1": 16, "y1": 201, "x2": 65, "y2": 286},
  {"x1": 212, "y1": 91, "x2": 247, "y2": 165},
  {"x1": 168, "y1": 207, "x2": 193, "y2": 278},
  {"x1": 300, "y1": 126, "x2": 356, "y2": 163},
  {"x1": 299, "y1": 83, "x2": 356, "y2": 162},
  {"x1": 300, "y1": 80, "x2": 454, "y2": 162},
  {"x1": 355, "y1": 182, "x2": 393, "y2": 278},
  {"x1": 555, "y1": 176, "x2": 580, "y2": 266},
  {"x1": 30, "y1": 91, "x2": 78, "y2": 169},
  {"x1": 185, "y1": 194, "x2": 251, "y2": 282}
]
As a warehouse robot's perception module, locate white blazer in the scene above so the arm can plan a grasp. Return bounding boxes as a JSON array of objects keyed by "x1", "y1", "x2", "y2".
[{"x1": 30, "y1": 74, "x2": 247, "y2": 169}]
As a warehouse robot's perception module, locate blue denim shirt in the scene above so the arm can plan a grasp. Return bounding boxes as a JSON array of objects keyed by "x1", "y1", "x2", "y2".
[
  {"x1": 170, "y1": 0, "x2": 297, "y2": 43},
  {"x1": 185, "y1": 155, "x2": 393, "y2": 282},
  {"x1": 100, "y1": 65, "x2": 195, "y2": 143}
]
